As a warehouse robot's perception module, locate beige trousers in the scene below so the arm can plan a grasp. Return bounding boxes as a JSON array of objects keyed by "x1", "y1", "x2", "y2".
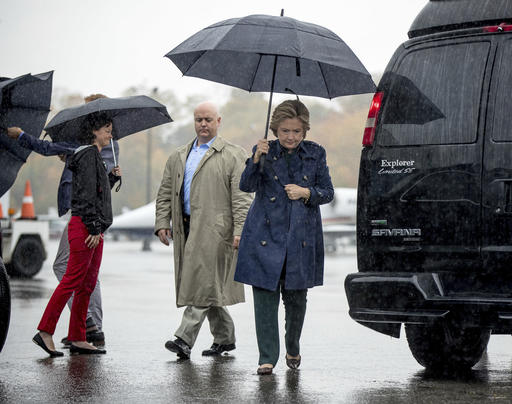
[{"x1": 175, "y1": 306, "x2": 235, "y2": 348}]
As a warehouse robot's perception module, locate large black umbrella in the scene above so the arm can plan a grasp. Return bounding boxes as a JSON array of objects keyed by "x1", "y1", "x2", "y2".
[
  {"x1": 166, "y1": 12, "x2": 376, "y2": 140},
  {"x1": 44, "y1": 95, "x2": 173, "y2": 143},
  {"x1": 0, "y1": 71, "x2": 53, "y2": 197}
]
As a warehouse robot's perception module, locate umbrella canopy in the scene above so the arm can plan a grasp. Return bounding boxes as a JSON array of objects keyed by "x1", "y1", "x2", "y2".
[
  {"x1": 0, "y1": 71, "x2": 53, "y2": 197},
  {"x1": 44, "y1": 95, "x2": 173, "y2": 142},
  {"x1": 166, "y1": 13, "x2": 376, "y2": 99}
]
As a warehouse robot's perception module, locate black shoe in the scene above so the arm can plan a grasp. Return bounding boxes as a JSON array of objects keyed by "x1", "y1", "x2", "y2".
[
  {"x1": 165, "y1": 338, "x2": 191, "y2": 359},
  {"x1": 70, "y1": 344, "x2": 107, "y2": 355},
  {"x1": 286, "y1": 354, "x2": 301, "y2": 369},
  {"x1": 257, "y1": 365, "x2": 273, "y2": 375},
  {"x1": 32, "y1": 333, "x2": 64, "y2": 357},
  {"x1": 202, "y1": 342, "x2": 236, "y2": 356},
  {"x1": 86, "y1": 330, "x2": 105, "y2": 346},
  {"x1": 61, "y1": 330, "x2": 105, "y2": 347}
]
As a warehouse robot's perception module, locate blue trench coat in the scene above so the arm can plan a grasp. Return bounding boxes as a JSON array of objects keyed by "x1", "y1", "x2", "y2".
[{"x1": 234, "y1": 139, "x2": 334, "y2": 291}]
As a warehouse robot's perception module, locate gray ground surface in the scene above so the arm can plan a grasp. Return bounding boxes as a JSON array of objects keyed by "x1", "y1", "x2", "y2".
[{"x1": 1, "y1": 240, "x2": 512, "y2": 403}]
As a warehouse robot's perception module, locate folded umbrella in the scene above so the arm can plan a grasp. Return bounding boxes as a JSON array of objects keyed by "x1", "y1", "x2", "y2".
[
  {"x1": 0, "y1": 71, "x2": 53, "y2": 197},
  {"x1": 44, "y1": 95, "x2": 173, "y2": 142}
]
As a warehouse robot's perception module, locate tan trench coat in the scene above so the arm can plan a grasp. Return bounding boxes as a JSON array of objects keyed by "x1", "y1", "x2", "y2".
[{"x1": 155, "y1": 136, "x2": 252, "y2": 307}]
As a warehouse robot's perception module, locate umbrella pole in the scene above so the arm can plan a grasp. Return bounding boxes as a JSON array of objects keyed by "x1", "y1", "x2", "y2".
[
  {"x1": 110, "y1": 138, "x2": 117, "y2": 167},
  {"x1": 259, "y1": 55, "x2": 278, "y2": 172},
  {"x1": 110, "y1": 138, "x2": 122, "y2": 192}
]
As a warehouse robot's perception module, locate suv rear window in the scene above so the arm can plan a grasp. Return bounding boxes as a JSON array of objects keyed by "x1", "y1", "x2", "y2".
[
  {"x1": 377, "y1": 41, "x2": 490, "y2": 146},
  {"x1": 492, "y1": 38, "x2": 512, "y2": 142}
]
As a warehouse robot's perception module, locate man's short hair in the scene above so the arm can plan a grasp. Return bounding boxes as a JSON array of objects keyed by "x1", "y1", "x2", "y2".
[{"x1": 84, "y1": 94, "x2": 108, "y2": 103}]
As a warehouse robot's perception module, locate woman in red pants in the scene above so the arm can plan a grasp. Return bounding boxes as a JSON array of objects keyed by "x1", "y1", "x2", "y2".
[{"x1": 33, "y1": 111, "x2": 121, "y2": 356}]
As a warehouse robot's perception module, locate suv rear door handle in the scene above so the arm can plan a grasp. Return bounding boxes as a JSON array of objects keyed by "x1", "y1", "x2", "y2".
[{"x1": 492, "y1": 179, "x2": 512, "y2": 215}]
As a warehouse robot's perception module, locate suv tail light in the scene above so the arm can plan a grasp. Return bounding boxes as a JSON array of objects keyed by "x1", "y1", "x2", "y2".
[{"x1": 362, "y1": 92, "x2": 384, "y2": 147}]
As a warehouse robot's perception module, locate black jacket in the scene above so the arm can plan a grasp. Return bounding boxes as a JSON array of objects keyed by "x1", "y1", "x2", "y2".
[{"x1": 68, "y1": 145, "x2": 119, "y2": 235}]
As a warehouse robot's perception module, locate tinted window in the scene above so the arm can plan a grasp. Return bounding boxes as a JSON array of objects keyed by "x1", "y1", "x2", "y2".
[
  {"x1": 378, "y1": 41, "x2": 490, "y2": 146},
  {"x1": 492, "y1": 38, "x2": 512, "y2": 142}
]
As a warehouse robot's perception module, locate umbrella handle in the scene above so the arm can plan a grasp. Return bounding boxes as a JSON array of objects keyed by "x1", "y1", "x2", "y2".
[{"x1": 115, "y1": 177, "x2": 122, "y2": 192}]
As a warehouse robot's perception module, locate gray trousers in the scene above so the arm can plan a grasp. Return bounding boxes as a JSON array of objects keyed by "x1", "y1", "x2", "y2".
[
  {"x1": 175, "y1": 306, "x2": 235, "y2": 348},
  {"x1": 53, "y1": 222, "x2": 103, "y2": 330}
]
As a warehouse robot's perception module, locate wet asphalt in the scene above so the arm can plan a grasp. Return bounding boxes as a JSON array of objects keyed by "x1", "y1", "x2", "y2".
[{"x1": 1, "y1": 240, "x2": 512, "y2": 403}]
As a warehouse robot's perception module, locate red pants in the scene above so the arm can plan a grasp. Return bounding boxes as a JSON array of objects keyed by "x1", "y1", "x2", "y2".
[{"x1": 38, "y1": 216, "x2": 103, "y2": 341}]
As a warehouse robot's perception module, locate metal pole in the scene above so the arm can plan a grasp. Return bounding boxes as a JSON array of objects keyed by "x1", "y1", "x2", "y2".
[
  {"x1": 142, "y1": 87, "x2": 158, "y2": 252},
  {"x1": 146, "y1": 128, "x2": 152, "y2": 203},
  {"x1": 259, "y1": 55, "x2": 278, "y2": 173}
]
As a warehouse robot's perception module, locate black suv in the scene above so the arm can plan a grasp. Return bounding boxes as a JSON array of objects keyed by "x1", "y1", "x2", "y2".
[{"x1": 345, "y1": 0, "x2": 512, "y2": 370}]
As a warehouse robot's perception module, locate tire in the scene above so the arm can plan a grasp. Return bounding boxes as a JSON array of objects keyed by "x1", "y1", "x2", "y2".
[
  {"x1": 405, "y1": 323, "x2": 490, "y2": 371},
  {"x1": 7, "y1": 237, "x2": 45, "y2": 278},
  {"x1": 0, "y1": 258, "x2": 10, "y2": 352}
]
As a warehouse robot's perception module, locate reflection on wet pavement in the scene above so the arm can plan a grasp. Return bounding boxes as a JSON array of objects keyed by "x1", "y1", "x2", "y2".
[{"x1": 9, "y1": 278, "x2": 52, "y2": 300}]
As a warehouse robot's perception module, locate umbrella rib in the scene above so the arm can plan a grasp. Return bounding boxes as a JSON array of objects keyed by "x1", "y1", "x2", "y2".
[
  {"x1": 317, "y1": 63, "x2": 331, "y2": 100},
  {"x1": 248, "y1": 54, "x2": 264, "y2": 92}
]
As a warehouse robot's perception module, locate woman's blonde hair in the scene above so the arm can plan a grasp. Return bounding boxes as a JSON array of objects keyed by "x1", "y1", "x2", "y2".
[{"x1": 269, "y1": 99, "x2": 310, "y2": 137}]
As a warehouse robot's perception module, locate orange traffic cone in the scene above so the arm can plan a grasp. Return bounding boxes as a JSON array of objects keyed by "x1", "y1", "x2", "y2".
[
  {"x1": 20, "y1": 180, "x2": 36, "y2": 219},
  {"x1": 0, "y1": 201, "x2": 3, "y2": 219}
]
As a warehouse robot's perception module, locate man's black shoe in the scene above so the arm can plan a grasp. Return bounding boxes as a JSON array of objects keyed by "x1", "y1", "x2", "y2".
[
  {"x1": 86, "y1": 330, "x2": 105, "y2": 346},
  {"x1": 202, "y1": 342, "x2": 236, "y2": 356},
  {"x1": 61, "y1": 330, "x2": 105, "y2": 347},
  {"x1": 165, "y1": 338, "x2": 191, "y2": 359}
]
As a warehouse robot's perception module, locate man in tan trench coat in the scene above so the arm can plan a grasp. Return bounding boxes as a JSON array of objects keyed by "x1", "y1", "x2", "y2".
[{"x1": 155, "y1": 101, "x2": 252, "y2": 359}]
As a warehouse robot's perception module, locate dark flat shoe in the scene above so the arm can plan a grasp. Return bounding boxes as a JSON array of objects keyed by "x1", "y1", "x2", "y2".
[
  {"x1": 257, "y1": 366, "x2": 273, "y2": 375},
  {"x1": 33, "y1": 333, "x2": 63, "y2": 357},
  {"x1": 70, "y1": 344, "x2": 106, "y2": 355},
  {"x1": 286, "y1": 354, "x2": 301, "y2": 369}
]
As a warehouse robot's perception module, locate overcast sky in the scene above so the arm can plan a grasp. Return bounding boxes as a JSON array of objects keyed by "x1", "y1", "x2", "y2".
[{"x1": 1, "y1": 0, "x2": 428, "y2": 100}]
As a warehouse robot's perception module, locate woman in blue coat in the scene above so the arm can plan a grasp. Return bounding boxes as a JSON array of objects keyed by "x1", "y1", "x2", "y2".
[{"x1": 235, "y1": 99, "x2": 334, "y2": 375}]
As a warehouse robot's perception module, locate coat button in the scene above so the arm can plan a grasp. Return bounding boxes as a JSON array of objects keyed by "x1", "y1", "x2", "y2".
[
  {"x1": 273, "y1": 156, "x2": 278, "y2": 161},
  {"x1": 302, "y1": 241, "x2": 307, "y2": 247},
  {"x1": 260, "y1": 240, "x2": 267, "y2": 246},
  {"x1": 274, "y1": 175, "x2": 278, "y2": 180},
  {"x1": 303, "y1": 175, "x2": 308, "y2": 181},
  {"x1": 266, "y1": 219, "x2": 270, "y2": 225},
  {"x1": 175, "y1": 192, "x2": 179, "y2": 196},
  {"x1": 270, "y1": 197, "x2": 276, "y2": 202}
]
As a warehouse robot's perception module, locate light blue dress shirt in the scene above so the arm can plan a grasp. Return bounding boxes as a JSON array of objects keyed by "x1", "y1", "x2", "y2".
[{"x1": 183, "y1": 136, "x2": 216, "y2": 215}]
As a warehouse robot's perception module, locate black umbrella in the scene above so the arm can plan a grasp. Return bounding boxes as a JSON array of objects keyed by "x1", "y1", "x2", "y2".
[
  {"x1": 166, "y1": 11, "x2": 376, "y2": 141},
  {"x1": 44, "y1": 95, "x2": 173, "y2": 143},
  {"x1": 0, "y1": 71, "x2": 53, "y2": 197}
]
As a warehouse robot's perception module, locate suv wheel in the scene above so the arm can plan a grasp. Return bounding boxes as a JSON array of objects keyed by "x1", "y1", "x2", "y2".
[
  {"x1": 405, "y1": 323, "x2": 490, "y2": 371},
  {"x1": 0, "y1": 258, "x2": 10, "y2": 352}
]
